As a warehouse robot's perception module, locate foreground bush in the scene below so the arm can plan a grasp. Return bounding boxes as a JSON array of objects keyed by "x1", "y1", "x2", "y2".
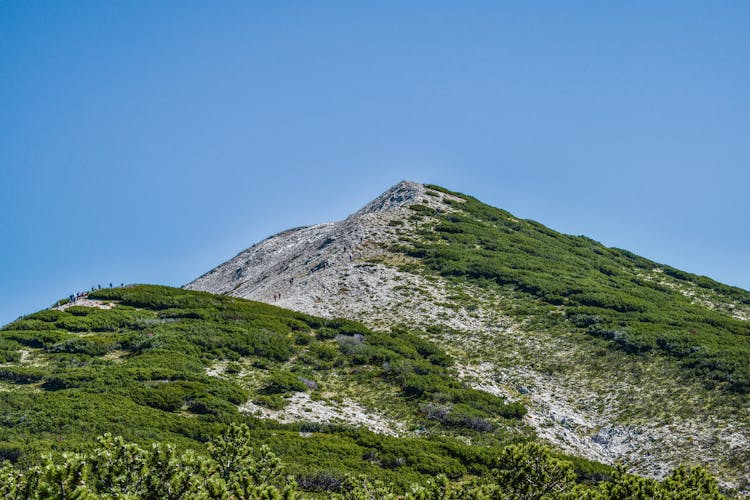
[
  {"x1": 0, "y1": 423, "x2": 296, "y2": 500},
  {"x1": 0, "y1": 424, "x2": 726, "y2": 499}
]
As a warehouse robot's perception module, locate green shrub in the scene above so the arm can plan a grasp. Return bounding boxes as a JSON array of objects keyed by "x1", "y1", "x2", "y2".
[
  {"x1": 253, "y1": 394, "x2": 285, "y2": 410},
  {"x1": 261, "y1": 370, "x2": 307, "y2": 394}
]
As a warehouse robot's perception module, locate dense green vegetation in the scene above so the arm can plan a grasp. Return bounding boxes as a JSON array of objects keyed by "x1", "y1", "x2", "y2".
[
  {"x1": 0, "y1": 285, "x2": 537, "y2": 491},
  {"x1": 0, "y1": 284, "x2": 737, "y2": 496},
  {"x1": 0, "y1": 423, "x2": 726, "y2": 499},
  {"x1": 398, "y1": 185, "x2": 750, "y2": 392}
]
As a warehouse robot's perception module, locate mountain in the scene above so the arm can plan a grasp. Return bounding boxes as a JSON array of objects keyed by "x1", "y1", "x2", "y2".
[
  {"x1": 187, "y1": 181, "x2": 750, "y2": 489},
  {"x1": 0, "y1": 181, "x2": 747, "y2": 496}
]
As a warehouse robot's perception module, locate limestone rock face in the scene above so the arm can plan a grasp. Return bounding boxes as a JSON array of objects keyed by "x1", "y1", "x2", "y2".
[
  {"x1": 185, "y1": 181, "x2": 457, "y2": 322},
  {"x1": 351, "y1": 180, "x2": 424, "y2": 216}
]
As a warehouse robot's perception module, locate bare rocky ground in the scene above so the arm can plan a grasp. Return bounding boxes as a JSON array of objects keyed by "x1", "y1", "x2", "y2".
[
  {"x1": 187, "y1": 181, "x2": 749, "y2": 490},
  {"x1": 54, "y1": 297, "x2": 115, "y2": 311},
  {"x1": 240, "y1": 393, "x2": 406, "y2": 437}
]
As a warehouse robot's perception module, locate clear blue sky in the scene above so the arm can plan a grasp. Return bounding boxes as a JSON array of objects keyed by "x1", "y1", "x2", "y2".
[{"x1": 1, "y1": 1, "x2": 748, "y2": 325}]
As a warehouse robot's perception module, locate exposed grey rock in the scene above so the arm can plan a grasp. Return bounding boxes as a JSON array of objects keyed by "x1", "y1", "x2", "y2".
[
  {"x1": 186, "y1": 181, "x2": 463, "y2": 325},
  {"x1": 351, "y1": 180, "x2": 424, "y2": 216}
]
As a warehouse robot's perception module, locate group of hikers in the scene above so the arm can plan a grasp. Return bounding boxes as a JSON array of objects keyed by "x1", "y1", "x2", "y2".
[
  {"x1": 67, "y1": 282, "x2": 123, "y2": 304},
  {"x1": 273, "y1": 292, "x2": 282, "y2": 301}
]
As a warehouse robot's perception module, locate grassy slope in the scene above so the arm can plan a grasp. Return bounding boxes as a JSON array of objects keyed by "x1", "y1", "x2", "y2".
[
  {"x1": 400, "y1": 185, "x2": 750, "y2": 393},
  {"x1": 3, "y1": 285, "x2": 614, "y2": 489}
]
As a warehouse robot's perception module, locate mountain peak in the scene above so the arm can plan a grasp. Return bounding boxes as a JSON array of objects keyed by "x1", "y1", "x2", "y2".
[
  {"x1": 352, "y1": 180, "x2": 425, "y2": 217},
  {"x1": 185, "y1": 181, "x2": 750, "y2": 488}
]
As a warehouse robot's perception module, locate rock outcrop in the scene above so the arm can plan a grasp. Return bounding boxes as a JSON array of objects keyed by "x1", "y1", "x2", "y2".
[{"x1": 186, "y1": 181, "x2": 464, "y2": 324}]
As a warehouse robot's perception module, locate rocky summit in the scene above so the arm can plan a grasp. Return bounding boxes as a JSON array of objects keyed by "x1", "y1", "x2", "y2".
[
  {"x1": 187, "y1": 181, "x2": 750, "y2": 490},
  {"x1": 186, "y1": 181, "x2": 461, "y2": 324}
]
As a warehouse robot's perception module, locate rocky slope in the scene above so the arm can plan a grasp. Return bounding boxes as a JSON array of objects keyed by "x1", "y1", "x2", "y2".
[
  {"x1": 186, "y1": 181, "x2": 750, "y2": 490},
  {"x1": 187, "y1": 181, "x2": 474, "y2": 329}
]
